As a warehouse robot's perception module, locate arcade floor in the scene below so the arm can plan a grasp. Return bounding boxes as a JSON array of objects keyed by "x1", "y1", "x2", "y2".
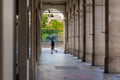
[{"x1": 37, "y1": 48, "x2": 120, "y2": 80}]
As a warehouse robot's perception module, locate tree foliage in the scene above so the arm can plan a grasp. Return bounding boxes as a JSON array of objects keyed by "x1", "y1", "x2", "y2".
[
  {"x1": 41, "y1": 14, "x2": 64, "y2": 41},
  {"x1": 41, "y1": 14, "x2": 49, "y2": 28},
  {"x1": 49, "y1": 19, "x2": 64, "y2": 28}
]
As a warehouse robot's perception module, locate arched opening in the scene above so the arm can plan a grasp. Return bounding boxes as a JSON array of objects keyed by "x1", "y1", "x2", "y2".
[{"x1": 41, "y1": 8, "x2": 65, "y2": 54}]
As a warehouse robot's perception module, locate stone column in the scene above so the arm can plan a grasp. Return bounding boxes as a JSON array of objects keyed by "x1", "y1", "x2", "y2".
[
  {"x1": 31, "y1": 0, "x2": 37, "y2": 79},
  {"x1": 71, "y1": 6, "x2": 75, "y2": 55},
  {"x1": 36, "y1": 3, "x2": 41, "y2": 80},
  {"x1": 105, "y1": 0, "x2": 120, "y2": 73},
  {"x1": 36, "y1": 7, "x2": 41, "y2": 63},
  {"x1": 64, "y1": 12, "x2": 69, "y2": 53},
  {"x1": 66, "y1": 2, "x2": 69, "y2": 53},
  {"x1": 71, "y1": 17, "x2": 74, "y2": 55},
  {"x1": 79, "y1": 0, "x2": 84, "y2": 59},
  {"x1": 35, "y1": 0, "x2": 40, "y2": 64},
  {"x1": 68, "y1": 10, "x2": 71, "y2": 54},
  {"x1": 93, "y1": 0, "x2": 105, "y2": 66},
  {"x1": 82, "y1": 0, "x2": 86, "y2": 62},
  {"x1": 70, "y1": 10, "x2": 73, "y2": 55},
  {"x1": 73, "y1": 5, "x2": 76, "y2": 56},
  {"x1": 29, "y1": 0, "x2": 34, "y2": 80},
  {"x1": 85, "y1": 0, "x2": 93, "y2": 63},
  {"x1": 78, "y1": 0, "x2": 80, "y2": 59},
  {"x1": 69, "y1": 8, "x2": 73, "y2": 55},
  {"x1": 0, "y1": 0, "x2": 2, "y2": 79},
  {"x1": 68, "y1": 15, "x2": 70, "y2": 53},
  {"x1": 70, "y1": 1, "x2": 74, "y2": 55},
  {"x1": 68, "y1": 1, "x2": 71, "y2": 54},
  {"x1": 66, "y1": 12, "x2": 69, "y2": 53},
  {"x1": 74, "y1": 1, "x2": 79, "y2": 57},
  {"x1": 18, "y1": 0, "x2": 28, "y2": 80},
  {"x1": 1, "y1": 0, "x2": 15, "y2": 80}
]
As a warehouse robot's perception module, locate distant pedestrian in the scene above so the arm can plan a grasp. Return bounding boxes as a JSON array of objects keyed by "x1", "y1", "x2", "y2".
[{"x1": 50, "y1": 39, "x2": 57, "y2": 54}]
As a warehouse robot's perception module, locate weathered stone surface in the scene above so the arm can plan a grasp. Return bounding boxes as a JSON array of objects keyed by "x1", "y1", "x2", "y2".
[
  {"x1": 2, "y1": 0, "x2": 14, "y2": 80},
  {"x1": 94, "y1": 0, "x2": 105, "y2": 66},
  {"x1": 0, "y1": 1, "x2": 2, "y2": 79},
  {"x1": 18, "y1": 0, "x2": 28, "y2": 80},
  {"x1": 108, "y1": 0, "x2": 120, "y2": 73},
  {"x1": 85, "y1": 0, "x2": 93, "y2": 63},
  {"x1": 79, "y1": 0, "x2": 84, "y2": 59}
]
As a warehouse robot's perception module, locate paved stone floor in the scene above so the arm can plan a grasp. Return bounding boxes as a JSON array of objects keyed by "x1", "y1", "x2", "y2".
[{"x1": 37, "y1": 48, "x2": 120, "y2": 80}]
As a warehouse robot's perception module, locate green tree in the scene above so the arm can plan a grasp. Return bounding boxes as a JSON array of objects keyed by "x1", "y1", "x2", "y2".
[
  {"x1": 41, "y1": 14, "x2": 64, "y2": 41},
  {"x1": 41, "y1": 14, "x2": 49, "y2": 28},
  {"x1": 49, "y1": 19, "x2": 64, "y2": 28}
]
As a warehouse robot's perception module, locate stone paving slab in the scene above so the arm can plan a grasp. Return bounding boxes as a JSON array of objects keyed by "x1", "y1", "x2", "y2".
[{"x1": 37, "y1": 48, "x2": 120, "y2": 80}]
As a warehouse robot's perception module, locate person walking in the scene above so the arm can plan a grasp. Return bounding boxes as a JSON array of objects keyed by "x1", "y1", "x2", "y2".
[{"x1": 50, "y1": 39, "x2": 57, "y2": 54}]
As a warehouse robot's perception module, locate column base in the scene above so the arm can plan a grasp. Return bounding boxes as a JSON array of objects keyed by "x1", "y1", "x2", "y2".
[
  {"x1": 93, "y1": 54, "x2": 105, "y2": 66},
  {"x1": 86, "y1": 52, "x2": 92, "y2": 63},
  {"x1": 79, "y1": 51, "x2": 84, "y2": 60},
  {"x1": 107, "y1": 57, "x2": 120, "y2": 73}
]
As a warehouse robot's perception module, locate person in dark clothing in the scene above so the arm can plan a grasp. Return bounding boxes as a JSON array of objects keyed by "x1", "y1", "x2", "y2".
[{"x1": 51, "y1": 39, "x2": 57, "y2": 54}]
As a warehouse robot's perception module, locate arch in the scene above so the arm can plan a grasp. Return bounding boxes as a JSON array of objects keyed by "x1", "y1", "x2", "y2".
[
  {"x1": 42, "y1": 8, "x2": 65, "y2": 21},
  {"x1": 41, "y1": 8, "x2": 66, "y2": 48},
  {"x1": 42, "y1": 4, "x2": 66, "y2": 16}
]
